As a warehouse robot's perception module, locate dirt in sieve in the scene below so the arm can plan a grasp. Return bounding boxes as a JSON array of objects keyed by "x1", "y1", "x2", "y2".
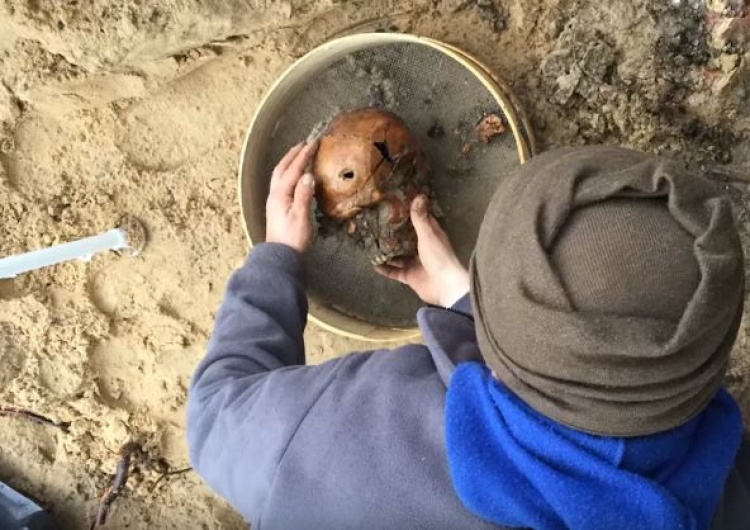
[{"x1": 0, "y1": 0, "x2": 750, "y2": 528}]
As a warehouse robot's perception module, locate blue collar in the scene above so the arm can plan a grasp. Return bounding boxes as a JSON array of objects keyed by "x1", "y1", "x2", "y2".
[{"x1": 445, "y1": 362, "x2": 743, "y2": 530}]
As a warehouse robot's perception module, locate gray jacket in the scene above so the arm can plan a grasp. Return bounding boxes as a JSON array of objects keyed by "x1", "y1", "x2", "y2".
[{"x1": 186, "y1": 243, "x2": 749, "y2": 530}]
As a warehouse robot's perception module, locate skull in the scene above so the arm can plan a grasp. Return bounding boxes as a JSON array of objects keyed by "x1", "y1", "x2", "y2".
[{"x1": 312, "y1": 109, "x2": 430, "y2": 265}]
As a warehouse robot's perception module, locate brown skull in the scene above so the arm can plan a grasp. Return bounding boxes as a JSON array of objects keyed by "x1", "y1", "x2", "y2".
[{"x1": 312, "y1": 109, "x2": 430, "y2": 265}]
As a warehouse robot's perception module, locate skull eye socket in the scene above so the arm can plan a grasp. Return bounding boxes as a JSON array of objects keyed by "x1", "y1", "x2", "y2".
[{"x1": 340, "y1": 169, "x2": 355, "y2": 180}]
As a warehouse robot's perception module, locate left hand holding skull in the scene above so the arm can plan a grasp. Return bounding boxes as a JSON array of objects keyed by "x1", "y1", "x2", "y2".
[
  {"x1": 266, "y1": 141, "x2": 318, "y2": 253},
  {"x1": 375, "y1": 195, "x2": 470, "y2": 307}
]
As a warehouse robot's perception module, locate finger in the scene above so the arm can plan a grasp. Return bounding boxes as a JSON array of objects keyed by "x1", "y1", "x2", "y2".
[
  {"x1": 410, "y1": 196, "x2": 450, "y2": 242},
  {"x1": 272, "y1": 143, "x2": 305, "y2": 180},
  {"x1": 375, "y1": 264, "x2": 409, "y2": 284},
  {"x1": 273, "y1": 141, "x2": 318, "y2": 198},
  {"x1": 426, "y1": 214, "x2": 451, "y2": 244},
  {"x1": 282, "y1": 140, "x2": 318, "y2": 186},
  {"x1": 410, "y1": 194, "x2": 429, "y2": 218},
  {"x1": 385, "y1": 258, "x2": 409, "y2": 269},
  {"x1": 292, "y1": 173, "x2": 316, "y2": 213},
  {"x1": 410, "y1": 195, "x2": 436, "y2": 239}
]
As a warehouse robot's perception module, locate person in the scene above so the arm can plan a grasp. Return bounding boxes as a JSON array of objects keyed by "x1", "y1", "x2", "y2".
[{"x1": 186, "y1": 142, "x2": 749, "y2": 530}]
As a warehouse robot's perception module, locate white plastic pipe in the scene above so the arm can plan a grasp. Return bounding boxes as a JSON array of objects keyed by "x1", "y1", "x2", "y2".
[{"x1": 0, "y1": 228, "x2": 131, "y2": 280}]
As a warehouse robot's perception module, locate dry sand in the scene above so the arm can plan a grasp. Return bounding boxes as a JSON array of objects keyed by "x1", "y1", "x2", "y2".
[{"x1": 0, "y1": 0, "x2": 749, "y2": 528}]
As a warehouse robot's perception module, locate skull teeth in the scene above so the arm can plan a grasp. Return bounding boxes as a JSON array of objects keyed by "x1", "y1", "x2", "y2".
[{"x1": 371, "y1": 253, "x2": 390, "y2": 266}]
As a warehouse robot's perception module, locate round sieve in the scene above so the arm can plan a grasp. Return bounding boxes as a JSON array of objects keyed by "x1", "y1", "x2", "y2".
[{"x1": 239, "y1": 33, "x2": 535, "y2": 341}]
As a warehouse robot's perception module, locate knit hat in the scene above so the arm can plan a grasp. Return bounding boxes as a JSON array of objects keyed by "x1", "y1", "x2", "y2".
[
  {"x1": 550, "y1": 198, "x2": 699, "y2": 322},
  {"x1": 470, "y1": 146, "x2": 744, "y2": 436}
]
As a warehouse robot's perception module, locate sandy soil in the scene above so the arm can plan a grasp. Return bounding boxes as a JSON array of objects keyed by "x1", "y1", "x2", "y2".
[{"x1": 0, "y1": 0, "x2": 749, "y2": 528}]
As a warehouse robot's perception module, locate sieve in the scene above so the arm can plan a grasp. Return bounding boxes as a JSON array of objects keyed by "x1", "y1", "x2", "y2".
[{"x1": 239, "y1": 33, "x2": 535, "y2": 341}]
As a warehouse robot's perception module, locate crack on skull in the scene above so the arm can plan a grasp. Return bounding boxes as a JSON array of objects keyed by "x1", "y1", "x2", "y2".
[
  {"x1": 372, "y1": 140, "x2": 395, "y2": 175},
  {"x1": 374, "y1": 140, "x2": 413, "y2": 188},
  {"x1": 373, "y1": 141, "x2": 394, "y2": 164}
]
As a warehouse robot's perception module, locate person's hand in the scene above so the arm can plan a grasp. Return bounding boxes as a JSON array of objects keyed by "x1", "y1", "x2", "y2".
[
  {"x1": 375, "y1": 195, "x2": 470, "y2": 307},
  {"x1": 266, "y1": 141, "x2": 318, "y2": 253}
]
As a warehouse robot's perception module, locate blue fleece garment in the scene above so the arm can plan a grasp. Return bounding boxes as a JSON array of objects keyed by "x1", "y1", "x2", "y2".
[{"x1": 445, "y1": 362, "x2": 743, "y2": 530}]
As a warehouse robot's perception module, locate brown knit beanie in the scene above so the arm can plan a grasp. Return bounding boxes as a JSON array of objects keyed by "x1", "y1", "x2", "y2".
[
  {"x1": 471, "y1": 146, "x2": 744, "y2": 437},
  {"x1": 550, "y1": 198, "x2": 700, "y2": 322}
]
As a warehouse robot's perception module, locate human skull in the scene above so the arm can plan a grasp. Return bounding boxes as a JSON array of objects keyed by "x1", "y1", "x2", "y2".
[{"x1": 312, "y1": 109, "x2": 430, "y2": 265}]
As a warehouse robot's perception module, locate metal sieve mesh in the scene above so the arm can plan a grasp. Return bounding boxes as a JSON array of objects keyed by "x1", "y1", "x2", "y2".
[{"x1": 253, "y1": 41, "x2": 526, "y2": 329}]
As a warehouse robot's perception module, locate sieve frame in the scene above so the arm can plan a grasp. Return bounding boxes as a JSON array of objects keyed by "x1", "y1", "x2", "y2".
[{"x1": 238, "y1": 32, "x2": 535, "y2": 342}]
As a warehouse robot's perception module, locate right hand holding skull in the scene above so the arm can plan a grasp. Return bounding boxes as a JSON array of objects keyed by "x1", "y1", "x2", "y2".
[{"x1": 375, "y1": 196, "x2": 470, "y2": 308}]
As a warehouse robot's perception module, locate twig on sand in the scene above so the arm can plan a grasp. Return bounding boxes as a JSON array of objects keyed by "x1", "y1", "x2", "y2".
[
  {"x1": 0, "y1": 406, "x2": 71, "y2": 432},
  {"x1": 90, "y1": 442, "x2": 142, "y2": 530},
  {"x1": 149, "y1": 467, "x2": 193, "y2": 493}
]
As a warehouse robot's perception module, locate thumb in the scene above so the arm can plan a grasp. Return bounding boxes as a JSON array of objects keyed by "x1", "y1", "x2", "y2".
[
  {"x1": 293, "y1": 173, "x2": 316, "y2": 213},
  {"x1": 410, "y1": 195, "x2": 431, "y2": 236},
  {"x1": 411, "y1": 195, "x2": 445, "y2": 245}
]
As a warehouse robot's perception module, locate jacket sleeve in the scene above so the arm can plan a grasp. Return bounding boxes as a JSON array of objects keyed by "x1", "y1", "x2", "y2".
[
  {"x1": 451, "y1": 293, "x2": 472, "y2": 316},
  {"x1": 185, "y1": 243, "x2": 346, "y2": 520}
]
